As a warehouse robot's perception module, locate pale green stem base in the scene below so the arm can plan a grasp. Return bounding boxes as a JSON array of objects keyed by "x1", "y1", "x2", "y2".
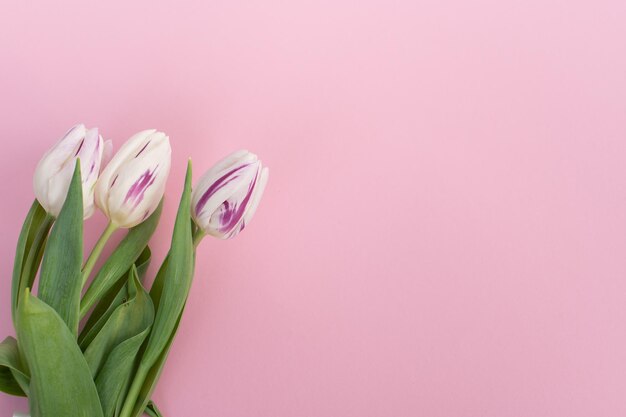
[
  {"x1": 193, "y1": 229, "x2": 206, "y2": 248},
  {"x1": 81, "y1": 222, "x2": 117, "y2": 287}
]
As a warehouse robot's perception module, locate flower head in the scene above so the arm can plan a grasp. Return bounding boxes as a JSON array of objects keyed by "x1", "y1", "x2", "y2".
[
  {"x1": 95, "y1": 129, "x2": 171, "y2": 228},
  {"x1": 33, "y1": 124, "x2": 106, "y2": 218},
  {"x1": 192, "y1": 150, "x2": 269, "y2": 239}
]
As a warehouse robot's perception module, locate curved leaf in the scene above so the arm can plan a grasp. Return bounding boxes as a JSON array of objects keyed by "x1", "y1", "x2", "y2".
[
  {"x1": 37, "y1": 161, "x2": 83, "y2": 336},
  {"x1": 11, "y1": 200, "x2": 52, "y2": 323},
  {"x1": 129, "y1": 252, "x2": 197, "y2": 416},
  {"x1": 129, "y1": 252, "x2": 197, "y2": 417},
  {"x1": 16, "y1": 290, "x2": 104, "y2": 417},
  {"x1": 84, "y1": 266, "x2": 154, "y2": 377},
  {"x1": 0, "y1": 337, "x2": 28, "y2": 397},
  {"x1": 80, "y1": 280, "x2": 130, "y2": 350},
  {"x1": 79, "y1": 246, "x2": 152, "y2": 348},
  {"x1": 135, "y1": 246, "x2": 153, "y2": 282},
  {"x1": 95, "y1": 327, "x2": 151, "y2": 417},
  {"x1": 143, "y1": 162, "x2": 193, "y2": 366},
  {"x1": 128, "y1": 306, "x2": 184, "y2": 417}
]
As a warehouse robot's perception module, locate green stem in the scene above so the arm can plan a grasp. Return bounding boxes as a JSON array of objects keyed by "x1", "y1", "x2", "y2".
[
  {"x1": 119, "y1": 363, "x2": 149, "y2": 417},
  {"x1": 192, "y1": 228, "x2": 206, "y2": 248},
  {"x1": 81, "y1": 222, "x2": 117, "y2": 287}
]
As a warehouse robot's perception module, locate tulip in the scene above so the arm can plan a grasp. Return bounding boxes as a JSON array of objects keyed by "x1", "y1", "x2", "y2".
[
  {"x1": 95, "y1": 129, "x2": 171, "y2": 228},
  {"x1": 33, "y1": 124, "x2": 106, "y2": 218},
  {"x1": 192, "y1": 150, "x2": 269, "y2": 240}
]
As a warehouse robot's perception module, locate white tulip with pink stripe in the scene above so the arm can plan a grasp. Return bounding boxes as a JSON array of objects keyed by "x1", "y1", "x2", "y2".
[
  {"x1": 95, "y1": 129, "x2": 171, "y2": 228},
  {"x1": 192, "y1": 150, "x2": 269, "y2": 239},
  {"x1": 33, "y1": 124, "x2": 108, "y2": 218}
]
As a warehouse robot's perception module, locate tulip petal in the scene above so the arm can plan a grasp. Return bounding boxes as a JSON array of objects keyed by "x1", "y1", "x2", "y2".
[
  {"x1": 194, "y1": 162, "x2": 254, "y2": 216},
  {"x1": 208, "y1": 168, "x2": 259, "y2": 238},
  {"x1": 96, "y1": 129, "x2": 156, "y2": 212},
  {"x1": 240, "y1": 166, "x2": 269, "y2": 233},
  {"x1": 124, "y1": 167, "x2": 158, "y2": 209},
  {"x1": 102, "y1": 139, "x2": 114, "y2": 169},
  {"x1": 192, "y1": 151, "x2": 258, "y2": 208}
]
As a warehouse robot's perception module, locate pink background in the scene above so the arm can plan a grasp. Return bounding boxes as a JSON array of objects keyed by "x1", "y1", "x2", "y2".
[{"x1": 1, "y1": 1, "x2": 626, "y2": 416}]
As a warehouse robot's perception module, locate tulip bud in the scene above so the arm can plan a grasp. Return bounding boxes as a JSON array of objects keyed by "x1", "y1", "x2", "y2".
[
  {"x1": 95, "y1": 129, "x2": 171, "y2": 228},
  {"x1": 192, "y1": 150, "x2": 269, "y2": 239},
  {"x1": 33, "y1": 124, "x2": 106, "y2": 218}
]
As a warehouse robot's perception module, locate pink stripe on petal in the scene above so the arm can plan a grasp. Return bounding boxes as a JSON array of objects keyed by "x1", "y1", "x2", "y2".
[
  {"x1": 74, "y1": 138, "x2": 85, "y2": 156},
  {"x1": 195, "y1": 163, "x2": 251, "y2": 215},
  {"x1": 124, "y1": 167, "x2": 158, "y2": 209},
  {"x1": 135, "y1": 140, "x2": 151, "y2": 157},
  {"x1": 218, "y1": 173, "x2": 257, "y2": 234}
]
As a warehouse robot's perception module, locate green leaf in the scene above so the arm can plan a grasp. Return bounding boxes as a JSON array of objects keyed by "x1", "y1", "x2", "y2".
[
  {"x1": 95, "y1": 327, "x2": 152, "y2": 417},
  {"x1": 143, "y1": 162, "x2": 193, "y2": 367},
  {"x1": 87, "y1": 267, "x2": 154, "y2": 417},
  {"x1": 128, "y1": 306, "x2": 185, "y2": 417},
  {"x1": 81, "y1": 201, "x2": 162, "y2": 318},
  {"x1": 11, "y1": 200, "x2": 52, "y2": 323},
  {"x1": 80, "y1": 279, "x2": 130, "y2": 350},
  {"x1": 130, "y1": 254, "x2": 197, "y2": 417},
  {"x1": 0, "y1": 337, "x2": 28, "y2": 397},
  {"x1": 135, "y1": 246, "x2": 153, "y2": 281},
  {"x1": 37, "y1": 161, "x2": 83, "y2": 336},
  {"x1": 84, "y1": 266, "x2": 154, "y2": 378},
  {"x1": 119, "y1": 162, "x2": 194, "y2": 417},
  {"x1": 79, "y1": 246, "x2": 152, "y2": 348},
  {"x1": 128, "y1": 253, "x2": 198, "y2": 416},
  {"x1": 16, "y1": 289, "x2": 104, "y2": 417},
  {"x1": 148, "y1": 255, "x2": 169, "y2": 308}
]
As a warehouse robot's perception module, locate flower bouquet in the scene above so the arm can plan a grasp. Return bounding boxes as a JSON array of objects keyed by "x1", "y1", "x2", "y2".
[{"x1": 0, "y1": 125, "x2": 269, "y2": 417}]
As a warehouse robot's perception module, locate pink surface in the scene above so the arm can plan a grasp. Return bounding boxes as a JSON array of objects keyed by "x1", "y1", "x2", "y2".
[{"x1": 1, "y1": 1, "x2": 626, "y2": 416}]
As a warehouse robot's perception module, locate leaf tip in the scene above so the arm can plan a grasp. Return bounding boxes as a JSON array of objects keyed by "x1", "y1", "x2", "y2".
[{"x1": 185, "y1": 159, "x2": 193, "y2": 185}]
